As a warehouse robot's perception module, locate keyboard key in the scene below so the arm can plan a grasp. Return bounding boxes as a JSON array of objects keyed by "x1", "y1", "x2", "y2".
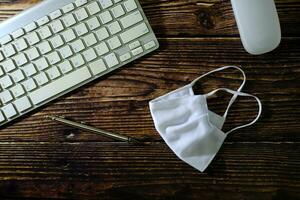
[
  {"x1": 132, "y1": 46, "x2": 143, "y2": 56},
  {"x1": 120, "y1": 23, "x2": 149, "y2": 44},
  {"x1": 37, "y1": 26, "x2": 52, "y2": 39},
  {"x1": 129, "y1": 40, "x2": 140, "y2": 49},
  {"x1": 99, "y1": 11, "x2": 113, "y2": 24},
  {"x1": 107, "y1": 36, "x2": 121, "y2": 50},
  {"x1": 37, "y1": 41, "x2": 52, "y2": 54},
  {"x1": 0, "y1": 52, "x2": 4, "y2": 62},
  {"x1": 83, "y1": 33, "x2": 97, "y2": 47},
  {"x1": 111, "y1": 5, "x2": 125, "y2": 18},
  {"x1": 35, "y1": 57, "x2": 49, "y2": 71},
  {"x1": 11, "y1": 69, "x2": 25, "y2": 83},
  {"x1": 34, "y1": 72, "x2": 49, "y2": 86},
  {"x1": 0, "y1": 90, "x2": 13, "y2": 104},
  {"x1": 36, "y1": 16, "x2": 50, "y2": 26},
  {"x1": 95, "y1": 27, "x2": 109, "y2": 41},
  {"x1": 75, "y1": 0, "x2": 87, "y2": 7},
  {"x1": 120, "y1": 10, "x2": 143, "y2": 29},
  {"x1": 14, "y1": 53, "x2": 28, "y2": 67},
  {"x1": 94, "y1": 42, "x2": 109, "y2": 56},
  {"x1": 0, "y1": 76, "x2": 13, "y2": 89},
  {"x1": 50, "y1": 10, "x2": 62, "y2": 20},
  {"x1": 12, "y1": 29, "x2": 25, "y2": 39},
  {"x1": 2, "y1": 60, "x2": 16, "y2": 73},
  {"x1": 26, "y1": 32, "x2": 40, "y2": 45},
  {"x1": 24, "y1": 22, "x2": 37, "y2": 32},
  {"x1": 104, "y1": 53, "x2": 119, "y2": 68},
  {"x1": 62, "y1": 14, "x2": 76, "y2": 27},
  {"x1": 29, "y1": 67, "x2": 92, "y2": 105},
  {"x1": 124, "y1": 0, "x2": 137, "y2": 12},
  {"x1": 61, "y1": 29, "x2": 76, "y2": 42},
  {"x1": 58, "y1": 61, "x2": 73, "y2": 74},
  {"x1": 0, "y1": 112, "x2": 5, "y2": 123},
  {"x1": 71, "y1": 39, "x2": 85, "y2": 53},
  {"x1": 99, "y1": 0, "x2": 113, "y2": 9},
  {"x1": 0, "y1": 35, "x2": 12, "y2": 45},
  {"x1": 86, "y1": 17, "x2": 101, "y2": 30},
  {"x1": 22, "y1": 79, "x2": 37, "y2": 92},
  {"x1": 75, "y1": 8, "x2": 89, "y2": 21},
  {"x1": 25, "y1": 47, "x2": 40, "y2": 60},
  {"x1": 107, "y1": 21, "x2": 122, "y2": 35},
  {"x1": 89, "y1": 59, "x2": 107, "y2": 75},
  {"x1": 49, "y1": 20, "x2": 64, "y2": 33},
  {"x1": 49, "y1": 35, "x2": 64, "y2": 48},
  {"x1": 46, "y1": 66, "x2": 61, "y2": 80},
  {"x1": 82, "y1": 48, "x2": 97, "y2": 62},
  {"x1": 74, "y1": 23, "x2": 88, "y2": 36},
  {"x1": 120, "y1": 52, "x2": 131, "y2": 62},
  {"x1": 87, "y1": 2, "x2": 101, "y2": 15},
  {"x1": 3, "y1": 44, "x2": 16, "y2": 58},
  {"x1": 70, "y1": 54, "x2": 85, "y2": 68},
  {"x1": 23, "y1": 63, "x2": 37, "y2": 77},
  {"x1": 46, "y1": 51, "x2": 61, "y2": 65},
  {"x1": 59, "y1": 45, "x2": 73, "y2": 59},
  {"x1": 62, "y1": 3, "x2": 75, "y2": 13},
  {"x1": 2, "y1": 104, "x2": 17, "y2": 119},
  {"x1": 14, "y1": 96, "x2": 32, "y2": 112},
  {"x1": 10, "y1": 85, "x2": 25, "y2": 98},
  {"x1": 144, "y1": 40, "x2": 156, "y2": 50},
  {"x1": 14, "y1": 38, "x2": 28, "y2": 52}
]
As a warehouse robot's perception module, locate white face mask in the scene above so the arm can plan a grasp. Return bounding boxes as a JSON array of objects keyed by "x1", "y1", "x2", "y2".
[{"x1": 149, "y1": 66, "x2": 262, "y2": 172}]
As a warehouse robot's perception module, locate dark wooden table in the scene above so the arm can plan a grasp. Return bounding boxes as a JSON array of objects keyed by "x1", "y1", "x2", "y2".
[{"x1": 0, "y1": 0, "x2": 299, "y2": 199}]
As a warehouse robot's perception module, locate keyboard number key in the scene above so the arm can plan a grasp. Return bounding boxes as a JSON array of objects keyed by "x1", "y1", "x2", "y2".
[
  {"x1": 50, "y1": 10, "x2": 62, "y2": 20},
  {"x1": 62, "y1": 14, "x2": 76, "y2": 27},
  {"x1": 62, "y1": 3, "x2": 75, "y2": 13},
  {"x1": 87, "y1": 2, "x2": 101, "y2": 15},
  {"x1": 36, "y1": 16, "x2": 50, "y2": 26},
  {"x1": 75, "y1": 8, "x2": 89, "y2": 21}
]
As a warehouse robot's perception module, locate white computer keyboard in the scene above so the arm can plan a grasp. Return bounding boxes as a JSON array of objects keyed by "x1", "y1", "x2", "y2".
[{"x1": 0, "y1": 0, "x2": 158, "y2": 126}]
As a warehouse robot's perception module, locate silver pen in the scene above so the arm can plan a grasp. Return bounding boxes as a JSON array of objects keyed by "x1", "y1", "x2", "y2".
[{"x1": 46, "y1": 116, "x2": 140, "y2": 144}]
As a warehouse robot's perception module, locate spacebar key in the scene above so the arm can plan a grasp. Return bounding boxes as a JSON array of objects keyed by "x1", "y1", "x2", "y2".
[{"x1": 29, "y1": 67, "x2": 92, "y2": 105}]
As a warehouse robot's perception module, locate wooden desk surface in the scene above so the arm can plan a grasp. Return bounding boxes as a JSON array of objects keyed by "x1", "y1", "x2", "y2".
[{"x1": 0, "y1": 0, "x2": 299, "y2": 199}]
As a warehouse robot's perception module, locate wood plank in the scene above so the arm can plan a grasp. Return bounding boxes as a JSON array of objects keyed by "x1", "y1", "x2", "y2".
[
  {"x1": 0, "y1": 142, "x2": 298, "y2": 199},
  {"x1": 0, "y1": 0, "x2": 300, "y2": 36},
  {"x1": 0, "y1": 38, "x2": 298, "y2": 142}
]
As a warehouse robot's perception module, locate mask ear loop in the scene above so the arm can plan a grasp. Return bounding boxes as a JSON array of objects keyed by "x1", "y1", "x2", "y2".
[
  {"x1": 190, "y1": 66, "x2": 246, "y2": 119},
  {"x1": 205, "y1": 88, "x2": 262, "y2": 134}
]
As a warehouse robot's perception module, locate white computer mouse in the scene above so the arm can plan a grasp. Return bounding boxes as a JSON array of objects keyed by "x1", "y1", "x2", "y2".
[{"x1": 231, "y1": 0, "x2": 281, "y2": 55}]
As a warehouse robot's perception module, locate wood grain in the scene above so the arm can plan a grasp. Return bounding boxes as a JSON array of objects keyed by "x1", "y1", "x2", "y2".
[
  {"x1": 0, "y1": 38, "x2": 298, "y2": 142},
  {"x1": 0, "y1": 142, "x2": 298, "y2": 199},
  {"x1": 0, "y1": 0, "x2": 299, "y2": 199},
  {"x1": 1, "y1": 0, "x2": 300, "y2": 36}
]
